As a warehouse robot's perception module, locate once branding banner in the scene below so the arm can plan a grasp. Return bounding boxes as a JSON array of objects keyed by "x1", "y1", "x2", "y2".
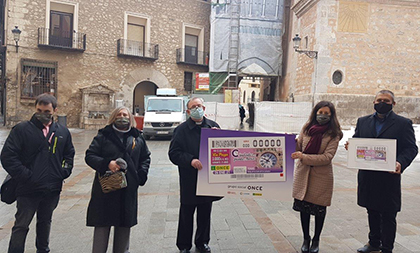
[{"x1": 197, "y1": 129, "x2": 295, "y2": 201}]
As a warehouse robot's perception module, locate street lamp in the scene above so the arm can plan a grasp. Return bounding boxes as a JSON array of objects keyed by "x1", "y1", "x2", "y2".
[
  {"x1": 293, "y1": 34, "x2": 318, "y2": 107},
  {"x1": 292, "y1": 34, "x2": 317, "y2": 59},
  {"x1": 12, "y1": 26, "x2": 21, "y2": 53}
]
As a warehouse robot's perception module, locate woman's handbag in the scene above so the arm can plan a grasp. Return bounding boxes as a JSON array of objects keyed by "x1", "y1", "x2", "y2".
[
  {"x1": 98, "y1": 170, "x2": 127, "y2": 193},
  {"x1": 97, "y1": 157, "x2": 128, "y2": 193}
]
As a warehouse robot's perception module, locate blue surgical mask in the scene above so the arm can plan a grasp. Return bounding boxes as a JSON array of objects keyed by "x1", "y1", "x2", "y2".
[{"x1": 189, "y1": 107, "x2": 204, "y2": 120}]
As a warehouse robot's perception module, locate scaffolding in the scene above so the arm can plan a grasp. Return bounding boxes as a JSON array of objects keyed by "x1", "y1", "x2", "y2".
[
  {"x1": 209, "y1": 0, "x2": 284, "y2": 96},
  {"x1": 227, "y1": 0, "x2": 240, "y2": 88}
]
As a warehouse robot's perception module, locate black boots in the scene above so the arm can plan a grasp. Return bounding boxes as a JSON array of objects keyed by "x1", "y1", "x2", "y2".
[
  {"x1": 310, "y1": 239, "x2": 319, "y2": 253},
  {"x1": 302, "y1": 238, "x2": 320, "y2": 253},
  {"x1": 301, "y1": 237, "x2": 311, "y2": 253}
]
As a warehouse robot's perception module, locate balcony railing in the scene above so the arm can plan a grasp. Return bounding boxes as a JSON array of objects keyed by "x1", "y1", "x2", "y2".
[
  {"x1": 176, "y1": 48, "x2": 209, "y2": 67},
  {"x1": 117, "y1": 39, "x2": 158, "y2": 60},
  {"x1": 38, "y1": 28, "x2": 86, "y2": 51}
]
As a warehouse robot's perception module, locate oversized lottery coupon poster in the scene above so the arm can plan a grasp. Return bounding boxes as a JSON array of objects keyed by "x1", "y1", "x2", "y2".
[
  {"x1": 208, "y1": 137, "x2": 286, "y2": 183},
  {"x1": 347, "y1": 138, "x2": 396, "y2": 172},
  {"x1": 197, "y1": 129, "x2": 295, "y2": 201}
]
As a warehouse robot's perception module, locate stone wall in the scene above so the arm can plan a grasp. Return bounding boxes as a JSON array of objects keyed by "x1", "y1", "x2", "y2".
[
  {"x1": 327, "y1": 1, "x2": 420, "y2": 97},
  {"x1": 292, "y1": 1, "x2": 317, "y2": 96},
  {"x1": 5, "y1": 0, "x2": 210, "y2": 127},
  {"x1": 284, "y1": 0, "x2": 420, "y2": 124}
]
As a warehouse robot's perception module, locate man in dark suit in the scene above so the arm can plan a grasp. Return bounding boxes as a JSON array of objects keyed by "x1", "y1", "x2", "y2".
[
  {"x1": 168, "y1": 97, "x2": 221, "y2": 253},
  {"x1": 351, "y1": 90, "x2": 418, "y2": 253}
]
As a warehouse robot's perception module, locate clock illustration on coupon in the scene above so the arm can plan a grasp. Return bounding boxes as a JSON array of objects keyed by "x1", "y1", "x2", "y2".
[
  {"x1": 255, "y1": 148, "x2": 283, "y2": 169},
  {"x1": 258, "y1": 151, "x2": 278, "y2": 168}
]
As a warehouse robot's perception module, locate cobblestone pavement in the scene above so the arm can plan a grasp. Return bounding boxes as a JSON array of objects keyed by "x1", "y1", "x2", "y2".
[{"x1": 0, "y1": 127, "x2": 419, "y2": 253}]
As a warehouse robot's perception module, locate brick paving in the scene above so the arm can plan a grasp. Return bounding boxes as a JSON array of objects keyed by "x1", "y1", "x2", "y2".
[{"x1": 0, "y1": 128, "x2": 419, "y2": 253}]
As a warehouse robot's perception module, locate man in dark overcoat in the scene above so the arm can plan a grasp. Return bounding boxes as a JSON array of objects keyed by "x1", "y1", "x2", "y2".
[
  {"x1": 169, "y1": 97, "x2": 220, "y2": 253},
  {"x1": 1, "y1": 94, "x2": 75, "y2": 253},
  {"x1": 352, "y1": 90, "x2": 418, "y2": 253}
]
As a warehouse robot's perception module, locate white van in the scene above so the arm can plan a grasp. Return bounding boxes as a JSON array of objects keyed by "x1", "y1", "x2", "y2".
[{"x1": 142, "y1": 89, "x2": 188, "y2": 139}]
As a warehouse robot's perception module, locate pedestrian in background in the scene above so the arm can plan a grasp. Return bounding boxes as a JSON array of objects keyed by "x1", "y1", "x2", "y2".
[
  {"x1": 291, "y1": 101, "x2": 343, "y2": 253},
  {"x1": 1, "y1": 94, "x2": 75, "y2": 253},
  {"x1": 169, "y1": 97, "x2": 221, "y2": 253},
  {"x1": 349, "y1": 90, "x2": 418, "y2": 253},
  {"x1": 247, "y1": 102, "x2": 255, "y2": 128},
  {"x1": 239, "y1": 104, "x2": 245, "y2": 125},
  {"x1": 85, "y1": 106, "x2": 151, "y2": 253}
]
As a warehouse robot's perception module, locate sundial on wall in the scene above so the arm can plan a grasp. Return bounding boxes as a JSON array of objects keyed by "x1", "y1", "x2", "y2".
[{"x1": 338, "y1": 1, "x2": 369, "y2": 33}]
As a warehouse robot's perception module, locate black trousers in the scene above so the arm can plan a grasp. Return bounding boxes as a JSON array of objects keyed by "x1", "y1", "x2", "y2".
[
  {"x1": 8, "y1": 191, "x2": 60, "y2": 253},
  {"x1": 176, "y1": 202, "x2": 212, "y2": 250},
  {"x1": 367, "y1": 208, "x2": 397, "y2": 253}
]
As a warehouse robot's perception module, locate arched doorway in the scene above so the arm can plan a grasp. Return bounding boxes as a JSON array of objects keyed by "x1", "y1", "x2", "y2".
[{"x1": 133, "y1": 81, "x2": 157, "y2": 115}]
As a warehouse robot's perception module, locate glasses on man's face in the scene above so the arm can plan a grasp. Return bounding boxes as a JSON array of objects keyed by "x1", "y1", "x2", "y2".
[{"x1": 188, "y1": 105, "x2": 203, "y2": 110}]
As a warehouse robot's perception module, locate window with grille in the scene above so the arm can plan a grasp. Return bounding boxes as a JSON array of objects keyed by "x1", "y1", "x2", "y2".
[{"x1": 21, "y1": 59, "x2": 58, "y2": 98}]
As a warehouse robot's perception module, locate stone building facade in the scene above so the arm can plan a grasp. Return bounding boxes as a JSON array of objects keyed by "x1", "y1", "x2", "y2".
[
  {"x1": 281, "y1": 0, "x2": 420, "y2": 126},
  {"x1": 4, "y1": 0, "x2": 210, "y2": 128}
]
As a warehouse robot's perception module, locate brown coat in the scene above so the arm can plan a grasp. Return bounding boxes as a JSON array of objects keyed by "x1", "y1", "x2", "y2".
[{"x1": 292, "y1": 130, "x2": 340, "y2": 207}]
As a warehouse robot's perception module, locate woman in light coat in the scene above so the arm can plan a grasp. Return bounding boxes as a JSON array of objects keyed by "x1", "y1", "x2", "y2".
[{"x1": 291, "y1": 101, "x2": 343, "y2": 253}]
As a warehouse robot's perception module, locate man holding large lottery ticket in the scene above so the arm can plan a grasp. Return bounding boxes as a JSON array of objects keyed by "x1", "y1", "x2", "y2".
[
  {"x1": 349, "y1": 90, "x2": 418, "y2": 253},
  {"x1": 169, "y1": 97, "x2": 221, "y2": 253}
]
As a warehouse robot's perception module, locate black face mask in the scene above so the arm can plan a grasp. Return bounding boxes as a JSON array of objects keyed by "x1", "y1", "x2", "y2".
[
  {"x1": 316, "y1": 114, "x2": 330, "y2": 125},
  {"x1": 35, "y1": 113, "x2": 52, "y2": 125},
  {"x1": 114, "y1": 118, "x2": 130, "y2": 130},
  {"x1": 374, "y1": 102, "x2": 393, "y2": 115}
]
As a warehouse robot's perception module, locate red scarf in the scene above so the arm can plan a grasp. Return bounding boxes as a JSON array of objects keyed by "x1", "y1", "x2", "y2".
[{"x1": 303, "y1": 124, "x2": 329, "y2": 154}]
